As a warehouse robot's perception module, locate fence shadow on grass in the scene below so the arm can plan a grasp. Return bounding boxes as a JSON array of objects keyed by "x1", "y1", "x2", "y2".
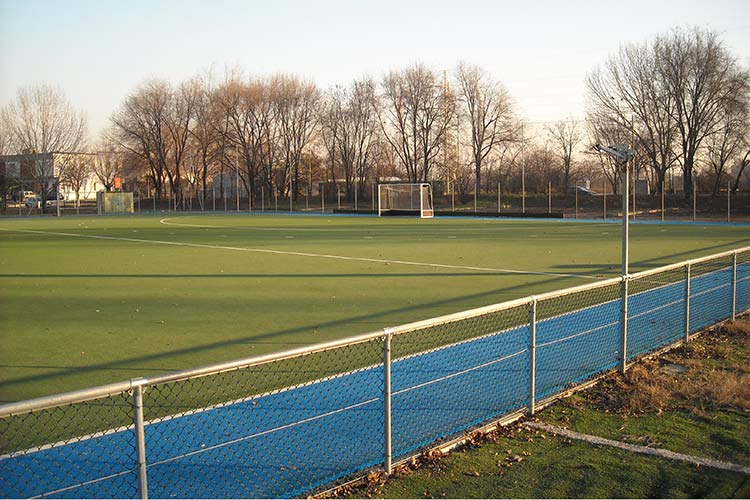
[{"x1": 0, "y1": 271, "x2": 582, "y2": 400}]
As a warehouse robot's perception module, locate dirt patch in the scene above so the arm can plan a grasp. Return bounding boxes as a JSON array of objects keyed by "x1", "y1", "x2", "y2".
[{"x1": 582, "y1": 319, "x2": 750, "y2": 415}]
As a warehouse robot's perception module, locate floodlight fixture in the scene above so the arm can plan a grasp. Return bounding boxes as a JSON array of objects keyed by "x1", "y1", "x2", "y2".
[{"x1": 593, "y1": 144, "x2": 635, "y2": 164}]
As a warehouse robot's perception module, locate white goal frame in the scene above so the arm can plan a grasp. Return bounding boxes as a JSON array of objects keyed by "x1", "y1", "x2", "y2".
[{"x1": 377, "y1": 183, "x2": 434, "y2": 218}]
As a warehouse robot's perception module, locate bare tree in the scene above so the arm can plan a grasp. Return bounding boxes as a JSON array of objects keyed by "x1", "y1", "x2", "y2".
[
  {"x1": 164, "y1": 79, "x2": 200, "y2": 208},
  {"x1": 587, "y1": 42, "x2": 679, "y2": 195},
  {"x1": 318, "y1": 89, "x2": 341, "y2": 186},
  {"x1": 455, "y1": 62, "x2": 514, "y2": 194},
  {"x1": 275, "y1": 75, "x2": 320, "y2": 201},
  {"x1": 704, "y1": 99, "x2": 749, "y2": 195},
  {"x1": 1, "y1": 84, "x2": 87, "y2": 209},
  {"x1": 60, "y1": 153, "x2": 92, "y2": 211},
  {"x1": 212, "y1": 78, "x2": 252, "y2": 198},
  {"x1": 491, "y1": 140, "x2": 523, "y2": 195},
  {"x1": 586, "y1": 116, "x2": 622, "y2": 194},
  {"x1": 349, "y1": 79, "x2": 380, "y2": 198},
  {"x1": 91, "y1": 136, "x2": 122, "y2": 192},
  {"x1": 379, "y1": 64, "x2": 455, "y2": 182},
  {"x1": 110, "y1": 80, "x2": 171, "y2": 203},
  {"x1": 516, "y1": 143, "x2": 558, "y2": 194},
  {"x1": 656, "y1": 27, "x2": 750, "y2": 195},
  {"x1": 546, "y1": 120, "x2": 581, "y2": 194},
  {"x1": 732, "y1": 150, "x2": 750, "y2": 193},
  {"x1": 213, "y1": 77, "x2": 281, "y2": 201},
  {"x1": 0, "y1": 120, "x2": 13, "y2": 206},
  {"x1": 325, "y1": 78, "x2": 379, "y2": 200},
  {"x1": 0, "y1": 119, "x2": 8, "y2": 156},
  {"x1": 188, "y1": 75, "x2": 222, "y2": 208}
]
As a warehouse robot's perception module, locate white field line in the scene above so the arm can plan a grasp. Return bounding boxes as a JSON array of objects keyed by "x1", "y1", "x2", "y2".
[
  {"x1": 690, "y1": 281, "x2": 730, "y2": 300},
  {"x1": 147, "y1": 396, "x2": 382, "y2": 469},
  {"x1": 526, "y1": 421, "x2": 750, "y2": 475},
  {"x1": 628, "y1": 296, "x2": 685, "y2": 322},
  {"x1": 30, "y1": 396, "x2": 381, "y2": 497},
  {"x1": 392, "y1": 349, "x2": 528, "y2": 397},
  {"x1": 0, "y1": 423, "x2": 134, "y2": 461},
  {"x1": 159, "y1": 217, "x2": 520, "y2": 232},
  {"x1": 158, "y1": 216, "x2": 614, "y2": 233},
  {"x1": 537, "y1": 319, "x2": 620, "y2": 349},
  {"x1": 33, "y1": 469, "x2": 135, "y2": 499},
  {"x1": 0, "y1": 227, "x2": 600, "y2": 280}
]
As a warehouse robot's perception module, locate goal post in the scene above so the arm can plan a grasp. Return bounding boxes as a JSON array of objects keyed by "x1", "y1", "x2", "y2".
[
  {"x1": 378, "y1": 183, "x2": 434, "y2": 218},
  {"x1": 96, "y1": 191, "x2": 134, "y2": 215}
]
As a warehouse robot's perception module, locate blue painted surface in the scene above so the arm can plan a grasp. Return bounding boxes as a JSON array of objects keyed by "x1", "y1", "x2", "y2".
[{"x1": 1, "y1": 263, "x2": 747, "y2": 498}]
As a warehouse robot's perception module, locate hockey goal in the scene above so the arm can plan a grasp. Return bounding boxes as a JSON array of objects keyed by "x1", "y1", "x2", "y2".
[{"x1": 378, "y1": 183, "x2": 434, "y2": 218}]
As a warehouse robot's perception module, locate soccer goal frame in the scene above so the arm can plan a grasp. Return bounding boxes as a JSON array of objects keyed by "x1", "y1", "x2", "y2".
[{"x1": 377, "y1": 183, "x2": 434, "y2": 218}]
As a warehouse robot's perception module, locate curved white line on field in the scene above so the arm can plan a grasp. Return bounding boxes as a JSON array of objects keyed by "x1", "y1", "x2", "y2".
[
  {"x1": 0, "y1": 227, "x2": 603, "y2": 280},
  {"x1": 159, "y1": 218, "x2": 231, "y2": 229}
]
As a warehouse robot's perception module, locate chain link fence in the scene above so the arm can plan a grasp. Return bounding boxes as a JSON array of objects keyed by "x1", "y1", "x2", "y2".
[{"x1": 1, "y1": 247, "x2": 748, "y2": 498}]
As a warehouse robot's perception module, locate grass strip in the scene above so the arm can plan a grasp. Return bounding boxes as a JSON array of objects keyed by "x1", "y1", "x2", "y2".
[
  {"x1": 526, "y1": 421, "x2": 750, "y2": 474},
  {"x1": 342, "y1": 422, "x2": 750, "y2": 498},
  {"x1": 542, "y1": 318, "x2": 750, "y2": 466}
]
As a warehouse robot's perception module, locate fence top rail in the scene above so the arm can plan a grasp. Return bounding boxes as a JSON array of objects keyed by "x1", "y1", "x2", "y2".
[
  {"x1": 0, "y1": 379, "x2": 136, "y2": 419},
  {"x1": 1, "y1": 245, "x2": 747, "y2": 419},
  {"x1": 630, "y1": 246, "x2": 748, "y2": 281}
]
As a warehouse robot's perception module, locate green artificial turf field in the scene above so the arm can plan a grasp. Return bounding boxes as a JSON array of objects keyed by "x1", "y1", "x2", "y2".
[{"x1": 0, "y1": 213, "x2": 748, "y2": 402}]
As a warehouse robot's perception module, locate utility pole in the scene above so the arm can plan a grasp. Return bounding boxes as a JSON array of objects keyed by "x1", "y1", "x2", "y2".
[{"x1": 521, "y1": 124, "x2": 526, "y2": 214}]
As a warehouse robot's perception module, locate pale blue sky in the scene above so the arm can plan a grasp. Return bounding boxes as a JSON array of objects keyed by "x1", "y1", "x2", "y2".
[{"x1": 1, "y1": 0, "x2": 748, "y2": 137}]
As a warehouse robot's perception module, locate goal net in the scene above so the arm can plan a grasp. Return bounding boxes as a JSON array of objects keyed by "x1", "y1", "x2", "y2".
[{"x1": 378, "y1": 183, "x2": 434, "y2": 218}]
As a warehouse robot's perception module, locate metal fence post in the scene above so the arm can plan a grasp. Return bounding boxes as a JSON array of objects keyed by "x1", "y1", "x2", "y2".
[
  {"x1": 685, "y1": 262, "x2": 691, "y2": 342},
  {"x1": 732, "y1": 252, "x2": 737, "y2": 321},
  {"x1": 383, "y1": 328, "x2": 394, "y2": 476},
  {"x1": 528, "y1": 297, "x2": 537, "y2": 416},
  {"x1": 132, "y1": 378, "x2": 148, "y2": 499},
  {"x1": 620, "y1": 275, "x2": 629, "y2": 373}
]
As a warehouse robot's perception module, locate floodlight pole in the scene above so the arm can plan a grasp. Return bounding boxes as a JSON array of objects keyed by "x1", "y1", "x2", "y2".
[
  {"x1": 727, "y1": 180, "x2": 731, "y2": 223},
  {"x1": 594, "y1": 143, "x2": 633, "y2": 373},
  {"x1": 622, "y1": 158, "x2": 629, "y2": 277},
  {"x1": 56, "y1": 177, "x2": 61, "y2": 217},
  {"x1": 692, "y1": 179, "x2": 696, "y2": 222},
  {"x1": 521, "y1": 124, "x2": 526, "y2": 214},
  {"x1": 661, "y1": 179, "x2": 665, "y2": 221},
  {"x1": 620, "y1": 155, "x2": 630, "y2": 373},
  {"x1": 548, "y1": 182, "x2": 551, "y2": 214}
]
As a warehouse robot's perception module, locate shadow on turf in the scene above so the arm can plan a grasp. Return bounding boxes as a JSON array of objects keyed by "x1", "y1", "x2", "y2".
[
  {"x1": 0, "y1": 272, "x2": 562, "y2": 279},
  {"x1": 552, "y1": 238, "x2": 749, "y2": 272},
  {"x1": 0, "y1": 271, "x2": 583, "y2": 402},
  {"x1": 4, "y1": 237, "x2": 746, "y2": 402}
]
